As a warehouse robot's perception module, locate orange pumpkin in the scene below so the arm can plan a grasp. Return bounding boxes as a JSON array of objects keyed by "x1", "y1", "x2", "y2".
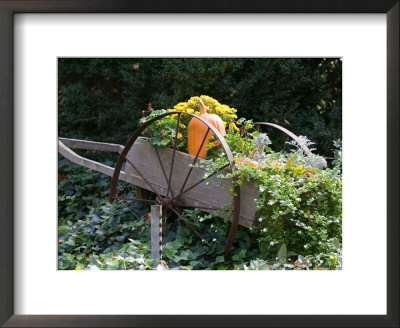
[{"x1": 187, "y1": 99, "x2": 226, "y2": 158}]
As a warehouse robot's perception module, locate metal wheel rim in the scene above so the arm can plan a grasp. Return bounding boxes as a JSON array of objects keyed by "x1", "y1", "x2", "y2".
[
  {"x1": 254, "y1": 122, "x2": 312, "y2": 156},
  {"x1": 109, "y1": 111, "x2": 240, "y2": 258}
]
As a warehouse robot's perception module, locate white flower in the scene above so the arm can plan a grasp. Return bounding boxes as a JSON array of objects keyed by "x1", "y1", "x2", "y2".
[
  {"x1": 262, "y1": 228, "x2": 267, "y2": 232},
  {"x1": 202, "y1": 239, "x2": 205, "y2": 242},
  {"x1": 258, "y1": 218, "x2": 263, "y2": 222},
  {"x1": 270, "y1": 241, "x2": 274, "y2": 246},
  {"x1": 304, "y1": 244, "x2": 308, "y2": 249},
  {"x1": 298, "y1": 231, "x2": 302, "y2": 234},
  {"x1": 212, "y1": 238, "x2": 217, "y2": 242},
  {"x1": 254, "y1": 133, "x2": 271, "y2": 149},
  {"x1": 319, "y1": 260, "x2": 323, "y2": 264},
  {"x1": 318, "y1": 241, "x2": 322, "y2": 245},
  {"x1": 288, "y1": 258, "x2": 291, "y2": 262},
  {"x1": 275, "y1": 257, "x2": 279, "y2": 260},
  {"x1": 297, "y1": 135, "x2": 314, "y2": 147},
  {"x1": 210, "y1": 224, "x2": 213, "y2": 228},
  {"x1": 215, "y1": 230, "x2": 218, "y2": 233},
  {"x1": 199, "y1": 217, "x2": 204, "y2": 222}
]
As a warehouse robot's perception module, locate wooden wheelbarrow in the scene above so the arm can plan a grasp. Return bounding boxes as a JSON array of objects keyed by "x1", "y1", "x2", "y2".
[{"x1": 58, "y1": 112, "x2": 311, "y2": 259}]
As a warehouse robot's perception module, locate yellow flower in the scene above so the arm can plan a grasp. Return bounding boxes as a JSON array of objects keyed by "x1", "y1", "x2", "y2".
[
  {"x1": 189, "y1": 96, "x2": 199, "y2": 102},
  {"x1": 177, "y1": 132, "x2": 183, "y2": 139},
  {"x1": 179, "y1": 123, "x2": 186, "y2": 129},
  {"x1": 170, "y1": 96, "x2": 237, "y2": 122},
  {"x1": 229, "y1": 122, "x2": 239, "y2": 131},
  {"x1": 174, "y1": 103, "x2": 186, "y2": 111}
]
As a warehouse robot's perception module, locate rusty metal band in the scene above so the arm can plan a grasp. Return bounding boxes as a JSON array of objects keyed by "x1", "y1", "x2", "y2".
[{"x1": 254, "y1": 122, "x2": 312, "y2": 156}]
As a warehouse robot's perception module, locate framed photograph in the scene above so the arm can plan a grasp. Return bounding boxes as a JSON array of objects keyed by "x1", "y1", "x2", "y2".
[{"x1": 1, "y1": 1, "x2": 398, "y2": 327}]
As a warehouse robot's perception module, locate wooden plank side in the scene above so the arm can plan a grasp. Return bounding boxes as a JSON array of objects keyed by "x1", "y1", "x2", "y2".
[{"x1": 124, "y1": 138, "x2": 257, "y2": 227}]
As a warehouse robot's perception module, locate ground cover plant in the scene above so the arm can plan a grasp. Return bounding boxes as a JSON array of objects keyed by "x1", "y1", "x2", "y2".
[{"x1": 58, "y1": 95, "x2": 342, "y2": 270}]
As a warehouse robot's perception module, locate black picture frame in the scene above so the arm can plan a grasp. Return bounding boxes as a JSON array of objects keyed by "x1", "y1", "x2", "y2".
[{"x1": 0, "y1": 1, "x2": 398, "y2": 327}]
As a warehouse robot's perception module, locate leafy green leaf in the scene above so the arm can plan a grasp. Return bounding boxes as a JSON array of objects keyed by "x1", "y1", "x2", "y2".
[{"x1": 277, "y1": 243, "x2": 287, "y2": 261}]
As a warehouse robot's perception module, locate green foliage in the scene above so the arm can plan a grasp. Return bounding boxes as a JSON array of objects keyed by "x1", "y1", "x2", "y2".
[
  {"x1": 58, "y1": 158, "x2": 156, "y2": 270},
  {"x1": 59, "y1": 58, "x2": 341, "y2": 157}
]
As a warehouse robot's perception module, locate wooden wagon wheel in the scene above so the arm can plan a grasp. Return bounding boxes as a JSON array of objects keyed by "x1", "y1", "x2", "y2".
[
  {"x1": 254, "y1": 122, "x2": 312, "y2": 156},
  {"x1": 109, "y1": 111, "x2": 240, "y2": 258}
]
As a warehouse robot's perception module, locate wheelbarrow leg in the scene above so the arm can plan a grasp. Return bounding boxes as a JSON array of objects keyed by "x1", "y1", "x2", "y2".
[{"x1": 150, "y1": 205, "x2": 163, "y2": 260}]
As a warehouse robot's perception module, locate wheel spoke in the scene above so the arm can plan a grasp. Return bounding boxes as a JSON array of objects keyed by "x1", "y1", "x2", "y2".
[
  {"x1": 170, "y1": 163, "x2": 229, "y2": 202},
  {"x1": 167, "y1": 205, "x2": 204, "y2": 240},
  {"x1": 122, "y1": 153, "x2": 160, "y2": 197},
  {"x1": 147, "y1": 127, "x2": 174, "y2": 198},
  {"x1": 179, "y1": 127, "x2": 210, "y2": 194},
  {"x1": 166, "y1": 112, "x2": 181, "y2": 198}
]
